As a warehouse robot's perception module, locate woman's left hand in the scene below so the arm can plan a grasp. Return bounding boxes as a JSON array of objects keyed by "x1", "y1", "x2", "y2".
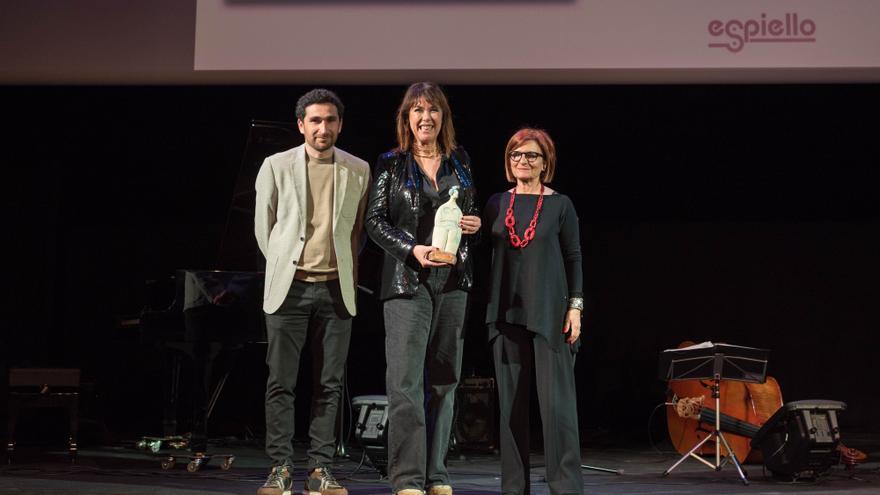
[
  {"x1": 460, "y1": 215, "x2": 481, "y2": 235},
  {"x1": 563, "y1": 309, "x2": 582, "y2": 345}
]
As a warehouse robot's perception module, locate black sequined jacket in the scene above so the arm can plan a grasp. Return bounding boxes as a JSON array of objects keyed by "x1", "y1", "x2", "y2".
[{"x1": 365, "y1": 147, "x2": 478, "y2": 301}]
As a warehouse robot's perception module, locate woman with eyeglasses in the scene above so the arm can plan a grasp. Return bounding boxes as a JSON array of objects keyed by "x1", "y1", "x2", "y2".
[
  {"x1": 365, "y1": 82, "x2": 481, "y2": 495},
  {"x1": 482, "y1": 128, "x2": 584, "y2": 495}
]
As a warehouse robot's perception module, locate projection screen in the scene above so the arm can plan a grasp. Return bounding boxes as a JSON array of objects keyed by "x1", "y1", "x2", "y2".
[{"x1": 2, "y1": 0, "x2": 879, "y2": 84}]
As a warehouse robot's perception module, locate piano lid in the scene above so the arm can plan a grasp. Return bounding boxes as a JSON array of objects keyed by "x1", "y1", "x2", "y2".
[{"x1": 216, "y1": 120, "x2": 300, "y2": 271}]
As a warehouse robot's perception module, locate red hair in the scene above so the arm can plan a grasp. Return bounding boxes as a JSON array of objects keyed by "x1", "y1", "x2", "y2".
[{"x1": 504, "y1": 128, "x2": 557, "y2": 183}]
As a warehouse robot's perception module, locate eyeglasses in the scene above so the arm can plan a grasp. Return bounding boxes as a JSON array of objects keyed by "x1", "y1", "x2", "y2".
[{"x1": 509, "y1": 151, "x2": 544, "y2": 164}]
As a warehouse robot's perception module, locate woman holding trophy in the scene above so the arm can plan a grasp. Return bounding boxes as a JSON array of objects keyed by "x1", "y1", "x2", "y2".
[
  {"x1": 365, "y1": 82, "x2": 480, "y2": 495},
  {"x1": 482, "y1": 128, "x2": 585, "y2": 495}
]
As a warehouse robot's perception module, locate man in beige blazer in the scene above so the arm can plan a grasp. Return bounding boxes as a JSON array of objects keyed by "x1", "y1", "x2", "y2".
[{"x1": 254, "y1": 89, "x2": 369, "y2": 495}]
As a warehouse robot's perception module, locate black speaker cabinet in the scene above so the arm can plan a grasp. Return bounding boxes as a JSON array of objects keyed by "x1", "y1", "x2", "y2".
[
  {"x1": 750, "y1": 400, "x2": 846, "y2": 480},
  {"x1": 352, "y1": 395, "x2": 389, "y2": 475},
  {"x1": 454, "y1": 377, "x2": 497, "y2": 450}
]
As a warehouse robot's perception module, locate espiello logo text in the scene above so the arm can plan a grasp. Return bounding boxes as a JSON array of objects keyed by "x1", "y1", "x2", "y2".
[{"x1": 708, "y1": 13, "x2": 817, "y2": 53}]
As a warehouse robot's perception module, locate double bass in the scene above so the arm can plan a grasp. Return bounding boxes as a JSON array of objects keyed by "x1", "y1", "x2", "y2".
[{"x1": 665, "y1": 341, "x2": 866, "y2": 467}]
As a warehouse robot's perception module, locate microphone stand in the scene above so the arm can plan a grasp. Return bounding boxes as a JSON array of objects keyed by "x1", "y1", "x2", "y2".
[
  {"x1": 335, "y1": 365, "x2": 349, "y2": 459},
  {"x1": 582, "y1": 463, "x2": 622, "y2": 475}
]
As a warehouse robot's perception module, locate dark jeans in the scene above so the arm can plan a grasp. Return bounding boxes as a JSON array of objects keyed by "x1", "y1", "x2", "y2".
[
  {"x1": 384, "y1": 267, "x2": 467, "y2": 493},
  {"x1": 492, "y1": 323, "x2": 583, "y2": 495},
  {"x1": 264, "y1": 278, "x2": 352, "y2": 469}
]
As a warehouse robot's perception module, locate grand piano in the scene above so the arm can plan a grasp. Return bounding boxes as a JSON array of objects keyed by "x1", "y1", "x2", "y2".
[{"x1": 139, "y1": 121, "x2": 300, "y2": 452}]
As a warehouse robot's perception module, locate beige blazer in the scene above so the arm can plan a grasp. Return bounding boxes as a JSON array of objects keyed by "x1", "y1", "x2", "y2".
[{"x1": 254, "y1": 144, "x2": 370, "y2": 315}]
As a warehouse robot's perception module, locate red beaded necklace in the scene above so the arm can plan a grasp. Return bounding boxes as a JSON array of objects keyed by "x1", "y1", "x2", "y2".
[{"x1": 504, "y1": 184, "x2": 544, "y2": 248}]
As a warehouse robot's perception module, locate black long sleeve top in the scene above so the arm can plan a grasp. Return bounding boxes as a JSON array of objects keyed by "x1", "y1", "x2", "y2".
[
  {"x1": 365, "y1": 148, "x2": 478, "y2": 300},
  {"x1": 482, "y1": 191, "x2": 583, "y2": 350}
]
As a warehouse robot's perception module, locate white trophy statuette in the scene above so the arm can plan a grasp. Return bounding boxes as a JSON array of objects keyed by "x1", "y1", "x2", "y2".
[{"x1": 428, "y1": 186, "x2": 462, "y2": 264}]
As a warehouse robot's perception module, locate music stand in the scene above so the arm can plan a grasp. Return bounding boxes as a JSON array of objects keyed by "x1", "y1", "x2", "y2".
[{"x1": 658, "y1": 342, "x2": 769, "y2": 485}]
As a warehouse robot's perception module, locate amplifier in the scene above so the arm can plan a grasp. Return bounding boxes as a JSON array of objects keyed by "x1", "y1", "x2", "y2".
[
  {"x1": 751, "y1": 400, "x2": 846, "y2": 480},
  {"x1": 455, "y1": 377, "x2": 497, "y2": 450},
  {"x1": 352, "y1": 395, "x2": 389, "y2": 475}
]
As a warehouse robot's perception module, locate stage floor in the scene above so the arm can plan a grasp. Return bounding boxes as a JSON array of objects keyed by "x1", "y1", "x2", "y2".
[{"x1": 2, "y1": 440, "x2": 878, "y2": 495}]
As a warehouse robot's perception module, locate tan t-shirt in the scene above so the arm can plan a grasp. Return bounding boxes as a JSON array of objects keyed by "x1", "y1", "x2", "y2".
[{"x1": 294, "y1": 153, "x2": 338, "y2": 281}]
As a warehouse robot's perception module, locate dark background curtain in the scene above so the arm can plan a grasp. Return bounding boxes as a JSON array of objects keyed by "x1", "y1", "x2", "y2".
[{"x1": 2, "y1": 84, "x2": 878, "y2": 445}]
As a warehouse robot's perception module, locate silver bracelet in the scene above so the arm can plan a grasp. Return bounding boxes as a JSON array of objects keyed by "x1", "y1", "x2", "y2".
[{"x1": 568, "y1": 297, "x2": 584, "y2": 311}]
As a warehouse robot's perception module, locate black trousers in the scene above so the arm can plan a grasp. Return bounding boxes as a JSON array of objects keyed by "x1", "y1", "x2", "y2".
[
  {"x1": 492, "y1": 323, "x2": 584, "y2": 495},
  {"x1": 263, "y1": 278, "x2": 352, "y2": 469}
]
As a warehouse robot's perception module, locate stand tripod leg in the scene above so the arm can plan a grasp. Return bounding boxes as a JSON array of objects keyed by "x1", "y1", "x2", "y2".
[
  {"x1": 716, "y1": 432, "x2": 748, "y2": 486},
  {"x1": 581, "y1": 464, "x2": 622, "y2": 475},
  {"x1": 663, "y1": 432, "x2": 715, "y2": 476},
  {"x1": 335, "y1": 366, "x2": 348, "y2": 459},
  {"x1": 206, "y1": 371, "x2": 229, "y2": 421}
]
